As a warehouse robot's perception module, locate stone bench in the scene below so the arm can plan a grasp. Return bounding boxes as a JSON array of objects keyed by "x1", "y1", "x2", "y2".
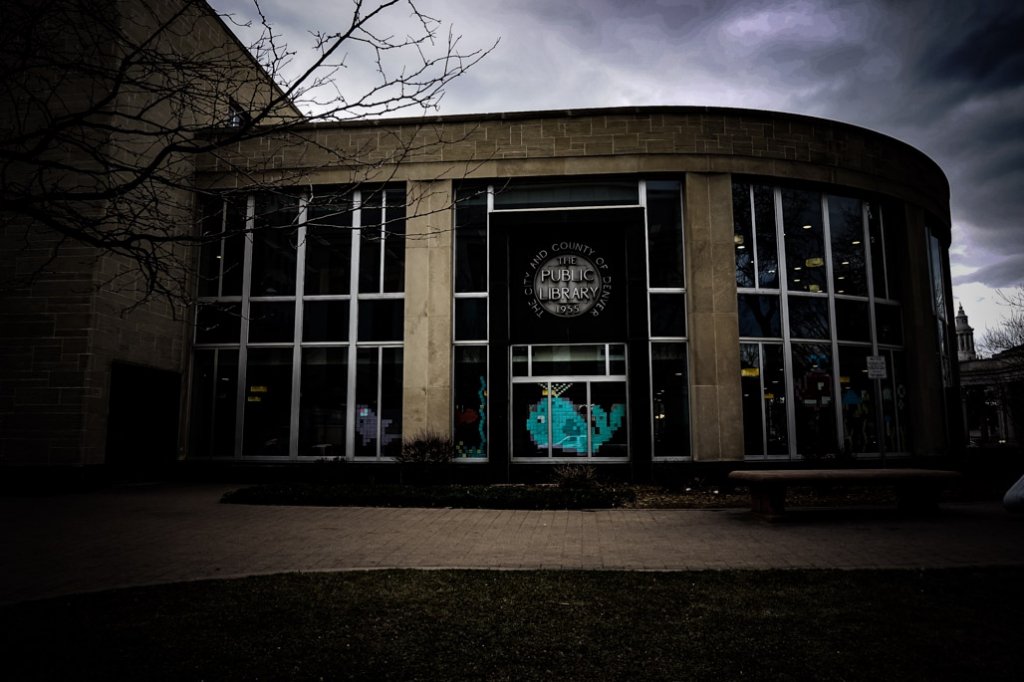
[{"x1": 728, "y1": 469, "x2": 962, "y2": 519}]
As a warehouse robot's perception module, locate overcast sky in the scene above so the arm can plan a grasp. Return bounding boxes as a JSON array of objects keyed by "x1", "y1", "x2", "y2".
[{"x1": 215, "y1": 0, "x2": 1023, "y2": 338}]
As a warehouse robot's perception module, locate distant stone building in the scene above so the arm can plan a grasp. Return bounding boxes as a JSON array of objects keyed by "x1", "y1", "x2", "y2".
[
  {"x1": 957, "y1": 305, "x2": 1021, "y2": 445},
  {"x1": 956, "y1": 304, "x2": 977, "y2": 361}
]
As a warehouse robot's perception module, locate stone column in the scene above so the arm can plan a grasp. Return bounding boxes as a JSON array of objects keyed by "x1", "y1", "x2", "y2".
[
  {"x1": 684, "y1": 172, "x2": 744, "y2": 461},
  {"x1": 402, "y1": 180, "x2": 453, "y2": 437}
]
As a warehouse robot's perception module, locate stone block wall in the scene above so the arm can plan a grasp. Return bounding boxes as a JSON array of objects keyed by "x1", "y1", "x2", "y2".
[
  {"x1": 0, "y1": 0, "x2": 290, "y2": 468},
  {"x1": 199, "y1": 107, "x2": 950, "y2": 233}
]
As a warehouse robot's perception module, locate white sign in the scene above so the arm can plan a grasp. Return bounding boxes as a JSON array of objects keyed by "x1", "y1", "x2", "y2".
[{"x1": 866, "y1": 355, "x2": 887, "y2": 380}]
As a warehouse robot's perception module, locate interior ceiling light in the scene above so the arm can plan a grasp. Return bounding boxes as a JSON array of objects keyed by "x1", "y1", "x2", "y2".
[
  {"x1": 802, "y1": 224, "x2": 812, "y2": 229},
  {"x1": 737, "y1": 244, "x2": 746, "y2": 249},
  {"x1": 852, "y1": 240, "x2": 861, "y2": 245}
]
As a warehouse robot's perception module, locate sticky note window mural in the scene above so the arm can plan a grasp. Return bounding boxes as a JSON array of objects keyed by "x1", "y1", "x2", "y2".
[
  {"x1": 454, "y1": 376, "x2": 487, "y2": 458},
  {"x1": 510, "y1": 343, "x2": 629, "y2": 459},
  {"x1": 516, "y1": 381, "x2": 627, "y2": 458},
  {"x1": 453, "y1": 346, "x2": 488, "y2": 458}
]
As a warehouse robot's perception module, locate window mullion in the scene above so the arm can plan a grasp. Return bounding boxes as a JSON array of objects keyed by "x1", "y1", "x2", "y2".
[
  {"x1": 758, "y1": 344, "x2": 769, "y2": 458},
  {"x1": 879, "y1": 206, "x2": 890, "y2": 300},
  {"x1": 376, "y1": 346, "x2": 384, "y2": 460},
  {"x1": 234, "y1": 194, "x2": 255, "y2": 459},
  {"x1": 749, "y1": 186, "x2": 760, "y2": 288},
  {"x1": 217, "y1": 199, "x2": 227, "y2": 297},
  {"x1": 549, "y1": 384, "x2": 555, "y2": 458},
  {"x1": 379, "y1": 190, "x2": 388, "y2": 293},
  {"x1": 345, "y1": 191, "x2": 362, "y2": 460},
  {"x1": 864, "y1": 203, "x2": 880, "y2": 356},
  {"x1": 288, "y1": 196, "x2": 308, "y2": 459},
  {"x1": 822, "y1": 195, "x2": 843, "y2": 454},
  {"x1": 773, "y1": 188, "x2": 797, "y2": 459}
]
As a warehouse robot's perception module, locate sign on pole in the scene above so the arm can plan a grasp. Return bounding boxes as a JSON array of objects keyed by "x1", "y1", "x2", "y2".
[
  {"x1": 867, "y1": 355, "x2": 888, "y2": 467},
  {"x1": 866, "y1": 355, "x2": 887, "y2": 380}
]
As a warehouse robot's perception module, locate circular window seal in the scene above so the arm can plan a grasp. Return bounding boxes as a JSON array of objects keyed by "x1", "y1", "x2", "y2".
[{"x1": 531, "y1": 252, "x2": 604, "y2": 318}]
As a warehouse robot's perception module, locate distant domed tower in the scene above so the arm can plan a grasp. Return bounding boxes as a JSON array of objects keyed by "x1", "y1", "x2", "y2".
[{"x1": 955, "y1": 303, "x2": 977, "y2": 361}]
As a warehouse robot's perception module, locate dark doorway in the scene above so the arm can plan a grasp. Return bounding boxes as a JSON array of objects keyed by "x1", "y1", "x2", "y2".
[{"x1": 105, "y1": 362, "x2": 181, "y2": 473}]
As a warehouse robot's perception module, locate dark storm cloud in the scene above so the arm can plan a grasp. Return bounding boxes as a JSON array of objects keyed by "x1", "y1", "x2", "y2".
[
  {"x1": 921, "y1": 8, "x2": 1024, "y2": 92},
  {"x1": 894, "y1": 4, "x2": 1024, "y2": 161},
  {"x1": 953, "y1": 253, "x2": 1024, "y2": 289}
]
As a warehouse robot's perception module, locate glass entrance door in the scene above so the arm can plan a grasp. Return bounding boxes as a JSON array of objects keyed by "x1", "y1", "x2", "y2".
[{"x1": 510, "y1": 344, "x2": 629, "y2": 460}]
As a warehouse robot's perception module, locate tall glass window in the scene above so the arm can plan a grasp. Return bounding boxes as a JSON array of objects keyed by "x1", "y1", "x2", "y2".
[
  {"x1": 645, "y1": 181, "x2": 690, "y2": 459},
  {"x1": 452, "y1": 187, "x2": 489, "y2": 459},
  {"x1": 734, "y1": 182, "x2": 907, "y2": 459},
  {"x1": 926, "y1": 225, "x2": 953, "y2": 452},
  {"x1": 740, "y1": 343, "x2": 789, "y2": 458},
  {"x1": 927, "y1": 229, "x2": 952, "y2": 390},
  {"x1": 652, "y1": 343, "x2": 690, "y2": 458},
  {"x1": 189, "y1": 186, "x2": 405, "y2": 460},
  {"x1": 188, "y1": 348, "x2": 238, "y2": 458},
  {"x1": 782, "y1": 189, "x2": 827, "y2": 294}
]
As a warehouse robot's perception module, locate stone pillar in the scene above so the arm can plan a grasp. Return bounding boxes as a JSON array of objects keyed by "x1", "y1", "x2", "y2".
[
  {"x1": 402, "y1": 180, "x2": 453, "y2": 436},
  {"x1": 684, "y1": 172, "x2": 744, "y2": 461}
]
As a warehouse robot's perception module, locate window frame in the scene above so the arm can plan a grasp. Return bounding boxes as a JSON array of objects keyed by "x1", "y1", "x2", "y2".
[
  {"x1": 733, "y1": 182, "x2": 908, "y2": 460},
  {"x1": 188, "y1": 185, "x2": 406, "y2": 461}
]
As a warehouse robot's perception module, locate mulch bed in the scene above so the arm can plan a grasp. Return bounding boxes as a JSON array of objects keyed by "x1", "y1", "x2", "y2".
[{"x1": 628, "y1": 481, "x2": 1008, "y2": 509}]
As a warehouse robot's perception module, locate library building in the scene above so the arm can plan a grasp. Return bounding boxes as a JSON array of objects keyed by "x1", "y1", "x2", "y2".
[{"x1": 184, "y1": 106, "x2": 960, "y2": 481}]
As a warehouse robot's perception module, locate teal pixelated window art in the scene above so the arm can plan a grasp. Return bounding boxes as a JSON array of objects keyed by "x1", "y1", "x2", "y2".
[
  {"x1": 454, "y1": 346, "x2": 487, "y2": 458},
  {"x1": 521, "y1": 381, "x2": 627, "y2": 458},
  {"x1": 454, "y1": 376, "x2": 487, "y2": 458},
  {"x1": 510, "y1": 344, "x2": 629, "y2": 459}
]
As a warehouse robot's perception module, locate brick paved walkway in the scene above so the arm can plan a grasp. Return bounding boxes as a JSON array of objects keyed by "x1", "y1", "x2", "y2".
[{"x1": 2, "y1": 483, "x2": 1022, "y2": 605}]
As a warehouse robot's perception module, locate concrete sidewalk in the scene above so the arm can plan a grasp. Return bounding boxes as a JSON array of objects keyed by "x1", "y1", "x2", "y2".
[{"x1": 2, "y1": 482, "x2": 1023, "y2": 606}]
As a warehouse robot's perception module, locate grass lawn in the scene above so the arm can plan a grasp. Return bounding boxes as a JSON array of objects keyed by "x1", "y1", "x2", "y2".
[{"x1": 3, "y1": 568, "x2": 1021, "y2": 681}]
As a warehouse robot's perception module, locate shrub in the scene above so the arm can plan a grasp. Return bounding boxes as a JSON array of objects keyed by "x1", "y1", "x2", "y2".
[
  {"x1": 395, "y1": 430, "x2": 456, "y2": 485},
  {"x1": 395, "y1": 430, "x2": 456, "y2": 465},
  {"x1": 311, "y1": 457, "x2": 348, "y2": 484},
  {"x1": 552, "y1": 463, "x2": 599, "y2": 489}
]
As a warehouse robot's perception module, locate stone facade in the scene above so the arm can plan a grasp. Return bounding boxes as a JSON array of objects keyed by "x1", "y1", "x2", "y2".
[
  {"x1": 197, "y1": 107, "x2": 954, "y2": 466},
  {"x1": 200, "y1": 109, "x2": 949, "y2": 219}
]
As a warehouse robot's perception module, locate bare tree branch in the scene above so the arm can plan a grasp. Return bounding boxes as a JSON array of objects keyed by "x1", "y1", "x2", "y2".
[
  {"x1": 977, "y1": 283, "x2": 1024, "y2": 358},
  {"x1": 0, "y1": 0, "x2": 495, "y2": 315}
]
